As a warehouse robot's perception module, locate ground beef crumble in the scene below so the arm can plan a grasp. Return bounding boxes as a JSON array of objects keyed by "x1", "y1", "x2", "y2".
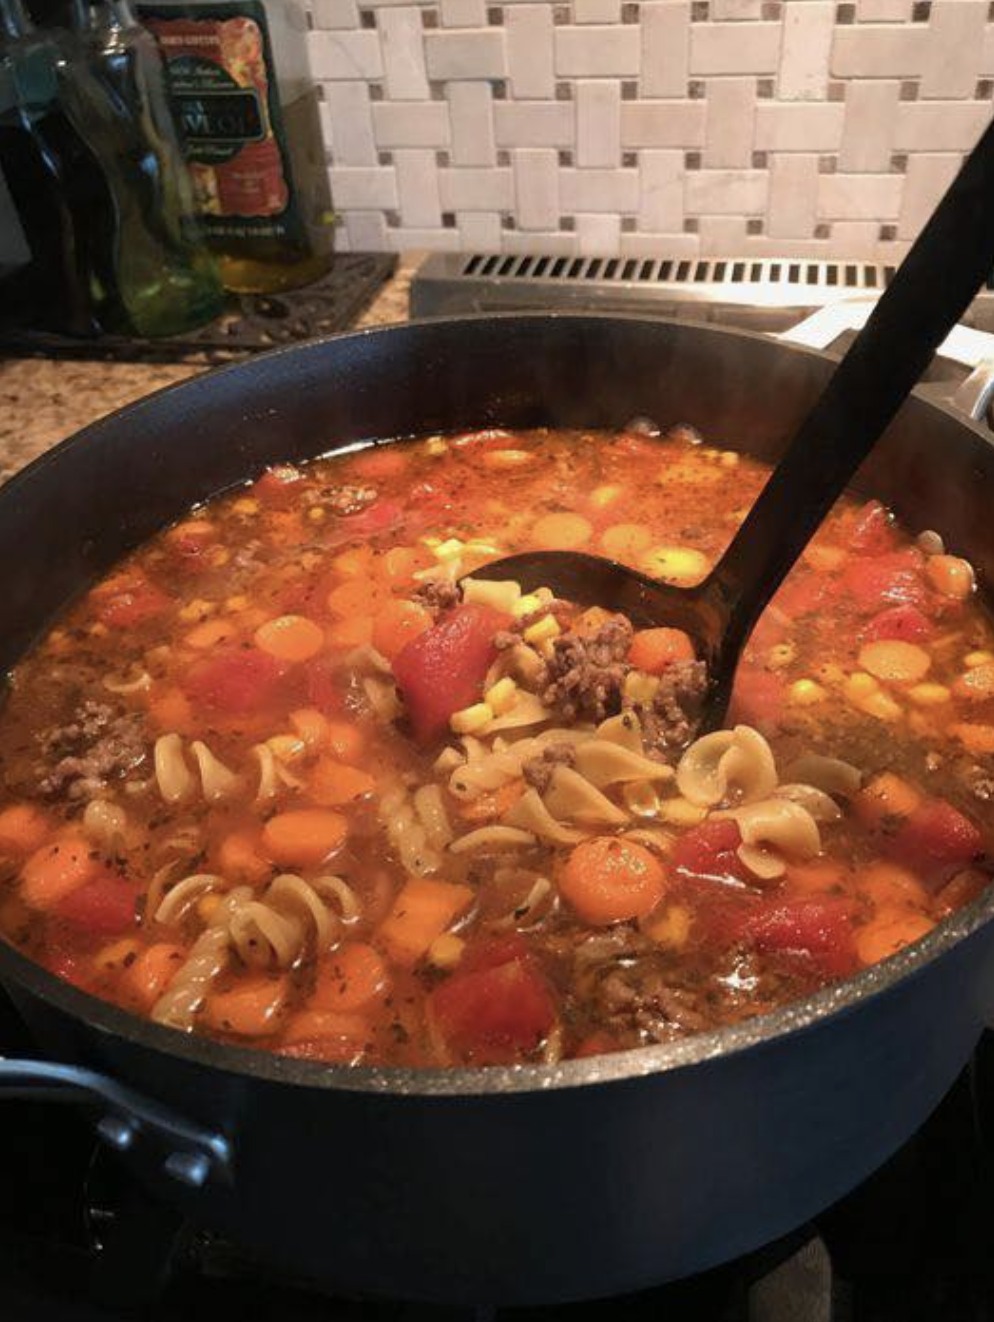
[
  {"x1": 632, "y1": 659, "x2": 709, "y2": 758},
  {"x1": 540, "y1": 616, "x2": 634, "y2": 723},
  {"x1": 324, "y1": 484, "x2": 378, "y2": 516},
  {"x1": 522, "y1": 741, "x2": 577, "y2": 793},
  {"x1": 36, "y1": 700, "x2": 146, "y2": 802},
  {"x1": 414, "y1": 578, "x2": 462, "y2": 618}
]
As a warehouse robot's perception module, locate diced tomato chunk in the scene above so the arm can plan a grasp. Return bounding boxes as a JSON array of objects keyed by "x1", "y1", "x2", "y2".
[
  {"x1": 842, "y1": 549, "x2": 926, "y2": 613},
  {"x1": 56, "y1": 870, "x2": 139, "y2": 935},
  {"x1": 184, "y1": 647, "x2": 288, "y2": 715},
  {"x1": 251, "y1": 464, "x2": 305, "y2": 507},
  {"x1": 671, "y1": 820, "x2": 751, "y2": 888},
  {"x1": 886, "y1": 799, "x2": 983, "y2": 884},
  {"x1": 45, "y1": 949, "x2": 91, "y2": 991},
  {"x1": 341, "y1": 499, "x2": 403, "y2": 538},
  {"x1": 727, "y1": 667, "x2": 785, "y2": 733},
  {"x1": 743, "y1": 897, "x2": 857, "y2": 978},
  {"x1": 93, "y1": 577, "x2": 172, "y2": 629},
  {"x1": 861, "y1": 604, "x2": 932, "y2": 644},
  {"x1": 304, "y1": 655, "x2": 347, "y2": 715},
  {"x1": 850, "y1": 501, "x2": 897, "y2": 555},
  {"x1": 430, "y1": 945, "x2": 556, "y2": 1065},
  {"x1": 771, "y1": 573, "x2": 833, "y2": 620},
  {"x1": 393, "y1": 603, "x2": 509, "y2": 743}
]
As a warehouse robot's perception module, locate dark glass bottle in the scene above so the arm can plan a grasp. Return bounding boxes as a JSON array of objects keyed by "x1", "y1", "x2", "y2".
[
  {"x1": 138, "y1": 0, "x2": 334, "y2": 293},
  {"x1": 0, "y1": 0, "x2": 223, "y2": 337},
  {"x1": 0, "y1": 0, "x2": 118, "y2": 334}
]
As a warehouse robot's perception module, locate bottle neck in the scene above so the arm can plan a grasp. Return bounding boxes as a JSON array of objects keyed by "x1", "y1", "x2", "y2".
[
  {"x1": 1, "y1": 0, "x2": 33, "y2": 42},
  {"x1": 72, "y1": 0, "x2": 139, "y2": 32}
]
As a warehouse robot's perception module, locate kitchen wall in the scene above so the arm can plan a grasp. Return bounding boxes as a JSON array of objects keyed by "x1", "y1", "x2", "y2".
[{"x1": 307, "y1": 0, "x2": 994, "y2": 260}]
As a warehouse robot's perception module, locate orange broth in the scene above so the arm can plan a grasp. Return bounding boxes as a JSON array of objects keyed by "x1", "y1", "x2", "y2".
[{"x1": 0, "y1": 425, "x2": 991, "y2": 1067}]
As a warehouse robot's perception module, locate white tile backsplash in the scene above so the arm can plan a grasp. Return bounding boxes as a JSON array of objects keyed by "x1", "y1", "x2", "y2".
[
  {"x1": 310, "y1": 0, "x2": 994, "y2": 259},
  {"x1": 777, "y1": 1, "x2": 834, "y2": 101}
]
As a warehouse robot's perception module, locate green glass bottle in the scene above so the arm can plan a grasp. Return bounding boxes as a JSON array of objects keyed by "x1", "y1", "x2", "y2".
[{"x1": 68, "y1": 0, "x2": 225, "y2": 334}]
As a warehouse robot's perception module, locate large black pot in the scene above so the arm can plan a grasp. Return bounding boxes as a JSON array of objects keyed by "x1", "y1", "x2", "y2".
[{"x1": 3, "y1": 314, "x2": 994, "y2": 1307}]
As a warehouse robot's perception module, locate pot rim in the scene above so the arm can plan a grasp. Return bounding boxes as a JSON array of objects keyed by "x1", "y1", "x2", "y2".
[{"x1": 3, "y1": 310, "x2": 994, "y2": 1099}]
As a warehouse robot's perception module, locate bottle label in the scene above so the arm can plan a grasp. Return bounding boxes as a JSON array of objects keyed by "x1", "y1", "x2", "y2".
[{"x1": 138, "y1": 3, "x2": 303, "y2": 244}]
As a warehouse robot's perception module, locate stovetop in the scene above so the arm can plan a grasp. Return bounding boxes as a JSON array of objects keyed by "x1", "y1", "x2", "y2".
[{"x1": 3, "y1": 971, "x2": 994, "y2": 1322}]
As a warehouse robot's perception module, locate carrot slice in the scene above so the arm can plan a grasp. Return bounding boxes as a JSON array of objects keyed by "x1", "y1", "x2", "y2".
[
  {"x1": 372, "y1": 599, "x2": 432, "y2": 660},
  {"x1": 0, "y1": 803, "x2": 53, "y2": 856},
  {"x1": 311, "y1": 942, "x2": 390, "y2": 1012},
  {"x1": 119, "y1": 942, "x2": 186, "y2": 1010},
  {"x1": 531, "y1": 512, "x2": 593, "y2": 549},
  {"x1": 309, "y1": 757, "x2": 377, "y2": 807},
  {"x1": 376, "y1": 877, "x2": 474, "y2": 968},
  {"x1": 629, "y1": 627, "x2": 695, "y2": 675},
  {"x1": 204, "y1": 975, "x2": 288, "y2": 1037},
  {"x1": 852, "y1": 772, "x2": 922, "y2": 830},
  {"x1": 261, "y1": 809, "x2": 348, "y2": 868},
  {"x1": 857, "y1": 860, "x2": 928, "y2": 912},
  {"x1": 21, "y1": 833, "x2": 101, "y2": 910},
  {"x1": 600, "y1": 523, "x2": 653, "y2": 561},
  {"x1": 559, "y1": 837, "x2": 667, "y2": 925},
  {"x1": 324, "y1": 720, "x2": 365, "y2": 762},
  {"x1": 327, "y1": 615, "x2": 373, "y2": 649},
  {"x1": 254, "y1": 614, "x2": 325, "y2": 663},
  {"x1": 855, "y1": 909, "x2": 934, "y2": 966},
  {"x1": 216, "y1": 827, "x2": 273, "y2": 886},
  {"x1": 288, "y1": 707, "x2": 330, "y2": 749},
  {"x1": 281, "y1": 1009, "x2": 373, "y2": 1057},
  {"x1": 326, "y1": 577, "x2": 386, "y2": 618}
]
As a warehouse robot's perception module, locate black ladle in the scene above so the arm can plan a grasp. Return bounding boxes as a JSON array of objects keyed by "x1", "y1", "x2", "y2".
[{"x1": 477, "y1": 117, "x2": 994, "y2": 732}]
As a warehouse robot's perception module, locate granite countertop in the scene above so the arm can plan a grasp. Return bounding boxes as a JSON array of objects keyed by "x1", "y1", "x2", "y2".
[{"x1": 0, "y1": 254, "x2": 415, "y2": 485}]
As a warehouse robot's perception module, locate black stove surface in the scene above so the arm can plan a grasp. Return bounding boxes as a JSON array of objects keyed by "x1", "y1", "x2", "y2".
[{"x1": 3, "y1": 981, "x2": 994, "y2": 1322}]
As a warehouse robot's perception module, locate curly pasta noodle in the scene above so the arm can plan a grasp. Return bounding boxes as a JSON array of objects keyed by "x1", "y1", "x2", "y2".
[
  {"x1": 380, "y1": 783, "x2": 447, "y2": 875},
  {"x1": 153, "y1": 734, "x2": 242, "y2": 805},
  {"x1": 227, "y1": 873, "x2": 359, "y2": 970},
  {"x1": 676, "y1": 725, "x2": 777, "y2": 808},
  {"x1": 154, "y1": 873, "x2": 227, "y2": 926},
  {"x1": 150, "y1": 886, "x2": 253, "y2": 1030}
]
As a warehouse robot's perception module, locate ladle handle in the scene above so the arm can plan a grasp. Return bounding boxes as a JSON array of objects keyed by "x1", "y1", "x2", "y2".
[{"x1": 708, "y1": 113, "x2": 994, "y2": 656}]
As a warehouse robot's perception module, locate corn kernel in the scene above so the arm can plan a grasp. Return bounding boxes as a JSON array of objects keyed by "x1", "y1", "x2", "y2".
[
  {"x1": 89, "y1": 622, "x2": 109, "y2": 638},
  {"x1": 860, "y1": 692, "x2": 903, "y2": 721},
  {"x1": 198, "y1": 894, "x2": 222, "y2": 922},
  {"x1": 965, "y1": 650, "x2": 994, "y2": 668},
  {"x1": 767, "y1": 642, "x2": 797, "y2": 670},
  {"x1": 909, "y1": 683, "x2": 951, "y2": 707},
  {"x1": 590, "y1": 483, "x2": 623, "y2": 508},
  {"x1": 232, "y1": 497, "x2": 259, "y2": 515},
  {"x1": 450, "y1": 702, "x2": 494, "y2": 734},
  {"x1": 789, "y1": 679, "x2": 827, "y2": 706},
  {"x1": 208, "y1": 547, "x2": 230, "y2": 568},
  {"x1": 719, "y1": 451, "x2": 740, "y2": 468},
  {"x1": 523, "y1": 615, "x2": 561, "y2": 645},
  {"x1": 624, "y1": 671, "x2": 661, "y2": 704},
  {"x1": 225, "y1": 595, "x2": 248, "y2": 611},
  {"x1": 308, "y1": 507, "x2": 326, "y2": 523},
  {"x1": 465, "y1": 540, "x2": 502, "y2": 557},
  {"x1": 178, "y1": 597, "x2": 215, "y2": 623},
  {"x1": 641, "y1": 545, "x2": 710, "y2": 587},
  {"x1": 485, "y1": 677, "x2": 518, "y2": 715},
  {"x1": 644, "y1": 905, "x2": 692, "y2": 949},
  {"x1": 428, "y1": 933, "x2": 465, "y2": 969},
  {"x1": 513, "y1": 593, "x2": 543, "y2": 618},
  {"x1": 434, "y1": 538, "x2": 465, "y2": 562},
  {"x1": 425, "y1": 436, "x2": 448, "y2": 456},
  {"x1": 464, "y1": 579, "x2": 520, "y2": 614},
  {"x1": 657, "y1": 797, "x2": 708, "y2": 827}
]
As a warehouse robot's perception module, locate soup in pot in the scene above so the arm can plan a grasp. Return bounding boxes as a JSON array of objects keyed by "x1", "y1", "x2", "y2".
[{"x1": 0, "y1": 426, "x2": 990, "y2": 1066}]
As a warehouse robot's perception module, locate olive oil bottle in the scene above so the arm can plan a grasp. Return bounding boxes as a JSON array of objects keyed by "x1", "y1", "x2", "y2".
[{"x1": 136, "y1": 0, "x2": 334, "y2": 293}]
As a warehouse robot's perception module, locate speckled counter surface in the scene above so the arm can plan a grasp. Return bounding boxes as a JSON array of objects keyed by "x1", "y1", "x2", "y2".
[{"x1": 0, "y1": 255, "x2": 414, "y2": 485}]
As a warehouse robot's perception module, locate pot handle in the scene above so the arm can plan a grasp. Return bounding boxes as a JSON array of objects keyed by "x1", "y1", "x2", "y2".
[
  {"x1": 777, "y1": 301, "x2": 994, "y2": 423},
  {"x1": 0, "y1": 1056, "x2": 232, "y2": 1188}
]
